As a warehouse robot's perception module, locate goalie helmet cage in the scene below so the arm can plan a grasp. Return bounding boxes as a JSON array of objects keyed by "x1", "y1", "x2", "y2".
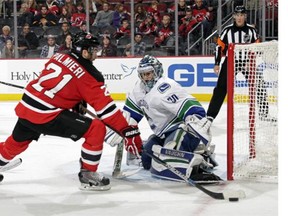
[{"x1": 227, "y1": 41, "x2": 278, "y2": 182}]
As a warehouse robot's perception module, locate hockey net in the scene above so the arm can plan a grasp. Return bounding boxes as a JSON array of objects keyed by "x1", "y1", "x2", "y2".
[{"x1": 227, "y1": 41, "x2": 278, "y2": 182}]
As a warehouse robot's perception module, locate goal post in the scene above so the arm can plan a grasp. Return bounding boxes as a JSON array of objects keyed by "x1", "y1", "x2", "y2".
[{"x1": 227, "y1": 41, "x2": 278, "y2": 182}]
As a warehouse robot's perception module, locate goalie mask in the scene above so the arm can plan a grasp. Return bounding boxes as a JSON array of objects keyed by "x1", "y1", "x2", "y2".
[
  {"x1": 137, "y1": 55, "x2": 164, "y2": 91},
  {"x1": 72, "y1": 32, "x2": 100, "y2": 55}
]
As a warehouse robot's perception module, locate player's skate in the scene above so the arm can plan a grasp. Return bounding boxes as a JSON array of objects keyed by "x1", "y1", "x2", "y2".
[
  {"x1": 186, "y1": 115, "x2": 212, "y2": 145},
  {"x1": 78, "y1": 169, "x2": 111, "y2": 191}
]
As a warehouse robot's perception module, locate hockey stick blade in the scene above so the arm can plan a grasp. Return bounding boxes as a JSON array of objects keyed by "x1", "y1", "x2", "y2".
[
  {"x1": 0, "y1": 158, "x2": 22, "y2": 172},
  {"x1": 143, "y1": 149, "x2": 245, "y2": 200},
  {"x1": 0, "y1": 174, "x2": 3, "y2": 182},
  {"x1": 112, "y1": 167, "x2": 142, "y2": 179}
]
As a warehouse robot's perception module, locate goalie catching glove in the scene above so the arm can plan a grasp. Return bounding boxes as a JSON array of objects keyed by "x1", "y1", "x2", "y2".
[{"x1": 120, "y1": 125, "x2": 142, "y2": 158}]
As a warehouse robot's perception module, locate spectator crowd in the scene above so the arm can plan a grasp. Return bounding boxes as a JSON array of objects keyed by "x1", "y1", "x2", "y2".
[{"x1": 0, "y1": 0, "x2": 274, "y2": 58}]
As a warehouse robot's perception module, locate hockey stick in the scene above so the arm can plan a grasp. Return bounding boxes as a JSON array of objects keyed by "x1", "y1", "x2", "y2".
[
  {"x1": 143, "y1": 148, "x2": 246, "y2": 200},
  {"x1": 0, "y1": 158, "x2": 22, "y2": 172},
  {"x1": 112, "y1": 140, "x2": 124, "y2": 177},
  {"x1": 112, "y1": 141, "x2": 142, "y2": 178},
  {"x1": 0, "y1": 81, "x2": 25, "y2": 89}
]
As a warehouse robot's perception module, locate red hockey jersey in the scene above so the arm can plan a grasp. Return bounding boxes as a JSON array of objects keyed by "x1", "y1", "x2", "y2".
[{"x1": 15, "y1": 52, "x2": 128, "y2": 133}]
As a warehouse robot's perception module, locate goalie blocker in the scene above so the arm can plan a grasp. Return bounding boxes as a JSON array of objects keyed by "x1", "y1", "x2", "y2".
[{"x1": 150, "y1": 145, "x2": 222, "y2": 184}]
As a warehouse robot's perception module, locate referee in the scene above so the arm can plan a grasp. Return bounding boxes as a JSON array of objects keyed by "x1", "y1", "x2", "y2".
[{"x1": 206, "y1": 5, "x2": 269, "y2": 123}]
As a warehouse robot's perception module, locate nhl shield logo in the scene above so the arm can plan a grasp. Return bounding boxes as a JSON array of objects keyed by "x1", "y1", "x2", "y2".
[{"x1": 243, "y1": 34, "x2": 251, "y2": 43}]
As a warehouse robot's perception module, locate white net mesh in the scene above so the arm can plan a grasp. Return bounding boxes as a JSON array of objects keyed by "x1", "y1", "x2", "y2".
[{"x1": 230, "y1": 41, "x2": 278, "y2": 182}]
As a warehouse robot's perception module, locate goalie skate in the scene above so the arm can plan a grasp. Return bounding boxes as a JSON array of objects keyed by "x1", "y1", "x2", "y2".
[
  {"x1": 189, "y1": 166, "x2": 223, "y2": 185},
  {"x1": 78, "y1": 170, "x2": 111, "y2": 191}
]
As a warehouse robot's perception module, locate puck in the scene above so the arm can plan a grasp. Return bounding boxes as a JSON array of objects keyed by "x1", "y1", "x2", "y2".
[
  {"x1": 0, "y1": 174, "x2": 3, "y2": 182},
  {"x1": 229, "y1": 197, "x2": 239, "y2": 202}
]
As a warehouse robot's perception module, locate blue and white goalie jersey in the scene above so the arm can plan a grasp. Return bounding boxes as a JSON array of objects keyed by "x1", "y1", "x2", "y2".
[{"x1": 123, "y1": 77, "x2": 206, "y2": 138}]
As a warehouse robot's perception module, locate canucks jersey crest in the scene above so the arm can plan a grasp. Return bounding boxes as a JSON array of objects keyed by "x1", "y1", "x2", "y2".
[{"x1": 158, "y1": 83, "x2": 171, "y2": 93}]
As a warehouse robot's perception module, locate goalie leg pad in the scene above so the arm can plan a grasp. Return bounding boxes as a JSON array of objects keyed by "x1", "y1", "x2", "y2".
[
  {"x1": 193, "y1": 143, "x2": 218, "y2": 169},
  {"x1": 201, "y1": 144, "x2": 218, "y2": 169},
  {"x1": 164, "y1": 125, "x2": 201, "y2": 153},
  {"x1": 151, "y1": 145, "x2": 216, "y2": 183}
]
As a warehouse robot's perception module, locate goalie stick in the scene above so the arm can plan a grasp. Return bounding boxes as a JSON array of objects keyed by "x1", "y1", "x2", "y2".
[
  {"x1": 112, "y1": 141, "x2": 124, "y2": 177},
  {"x1": 112, "y1": 141, "x2": 142, "y2": 178},
  {"x1": 143, "y1": 148, "x2": 246, "y2": 200}
]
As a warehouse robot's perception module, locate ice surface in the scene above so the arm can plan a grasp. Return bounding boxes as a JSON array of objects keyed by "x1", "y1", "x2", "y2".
[{"x1": 0, "y1": 102, "x2": 279, "y2": 216}]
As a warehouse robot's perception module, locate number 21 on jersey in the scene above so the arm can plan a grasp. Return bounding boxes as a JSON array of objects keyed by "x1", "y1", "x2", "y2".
[{"x1": 32, "y1": 63, "x2": 73, "y2": 99}]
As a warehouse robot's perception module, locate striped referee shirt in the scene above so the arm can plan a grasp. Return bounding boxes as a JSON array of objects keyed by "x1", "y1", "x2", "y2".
[{"x1": 215, "y1": 22, "x2": 260, "y2": 65}]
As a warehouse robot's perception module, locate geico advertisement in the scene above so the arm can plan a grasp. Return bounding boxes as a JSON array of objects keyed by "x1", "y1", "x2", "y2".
[{"x1": 0, "y1": 57, "x2": 217, "y2": 94}]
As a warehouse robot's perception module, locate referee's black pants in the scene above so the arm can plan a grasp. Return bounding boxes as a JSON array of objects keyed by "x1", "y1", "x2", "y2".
[{"x1": 207, "y1": 59, "x2": 228, "y2": 120}]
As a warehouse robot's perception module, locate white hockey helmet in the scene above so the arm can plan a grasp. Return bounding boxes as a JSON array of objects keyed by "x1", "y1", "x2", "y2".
[{"x1": 137, "y1": 55, "x2": 164, "y2": 90}]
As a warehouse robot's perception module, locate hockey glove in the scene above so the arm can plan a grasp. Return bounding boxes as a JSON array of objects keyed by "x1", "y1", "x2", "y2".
[
  {"x1": 121, "y1": 125, "x2": 142, "y2": 158},
  {"x1": 185, "y1": 114, "x2": 212, "y2": 145},
  {"x1": 72, "y1": 100, "x2": 87, "y2": 115},
  {"x1": 104, "y1": 111, "x2": 137, "y2": 147}
]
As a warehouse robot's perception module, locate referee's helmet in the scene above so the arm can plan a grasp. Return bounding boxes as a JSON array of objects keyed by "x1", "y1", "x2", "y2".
[{"x1": 234, "y1": 5, "x2": 246, "y2": 14}]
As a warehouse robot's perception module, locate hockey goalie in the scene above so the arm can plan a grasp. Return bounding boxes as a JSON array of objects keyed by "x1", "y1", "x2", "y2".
[{"x1": 105, "y1": 55, "x2": 221, "y2": 183}]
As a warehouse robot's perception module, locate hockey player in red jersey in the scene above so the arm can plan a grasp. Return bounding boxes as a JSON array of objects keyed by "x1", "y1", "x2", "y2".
[{"x1": 0, "y1": 32, "x2": 142, "y2": 191}]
